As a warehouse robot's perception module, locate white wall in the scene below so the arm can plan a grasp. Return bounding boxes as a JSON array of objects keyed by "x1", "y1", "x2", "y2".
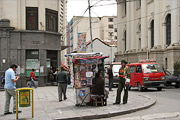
[{"x1": 86, "y1": 39, "x2": 117, "y2": 64}]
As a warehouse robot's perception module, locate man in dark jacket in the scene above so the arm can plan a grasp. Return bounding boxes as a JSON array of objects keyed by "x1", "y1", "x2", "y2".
[
  {"x1": 56, "y1": 65, "x2": 68, "y2": 102},
  {"x1": 107, "y1": 64, "x2": 113, "y2": 91}
]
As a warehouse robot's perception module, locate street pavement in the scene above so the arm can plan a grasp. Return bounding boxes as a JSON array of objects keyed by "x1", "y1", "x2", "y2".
[
  {"x1": 0, "y1": 86, "x2": 155, "y2": 120},
  {"x1": 100, "y1": 87, "x2": 180, "y2": 120}
]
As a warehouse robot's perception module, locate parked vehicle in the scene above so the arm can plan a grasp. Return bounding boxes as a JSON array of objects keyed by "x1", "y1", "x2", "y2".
[
  {"x1": 105, "y1": 62, "x2": 121, "y2": 86},
  {"x1": 164, "y1": 70, "x2": 180, "y2": 88},
  {"x1": 112, "y1": 62, "x2": 121, "y2": 86},
  {"x1": 128, "y1": 60, "x2": 166, "y2": 91}
]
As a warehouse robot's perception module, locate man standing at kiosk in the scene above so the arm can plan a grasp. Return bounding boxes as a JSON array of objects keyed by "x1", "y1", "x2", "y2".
[
  {"x1": 57, "y1": 65, "x2": 68, "y2": 102},
  {"x1": 113, "y1": 60, "x2": 131, "y2": 105}
]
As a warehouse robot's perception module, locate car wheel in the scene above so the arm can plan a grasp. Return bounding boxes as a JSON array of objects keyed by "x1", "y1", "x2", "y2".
[
  {"x1": 138, "y1": 83, "x2": 143, "y2": 92},
  {"x1": 175, "y1": 86, "x2": 179, "y2": 88},
  {"x1": 157, "y1": 87, "x2": 162, "y2": 91},
  {"x1": 144, "y1": 88, "x2": 148, "y2": 91}
]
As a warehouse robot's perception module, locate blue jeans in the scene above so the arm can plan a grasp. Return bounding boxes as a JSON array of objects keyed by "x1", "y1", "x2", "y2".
[{"x1": 29, "y1": 80, "x2": 37, "y2": 88}]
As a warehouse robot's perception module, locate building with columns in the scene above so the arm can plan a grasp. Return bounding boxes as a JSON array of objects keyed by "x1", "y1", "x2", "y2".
[
  {"x1": 0, "y1": 0, "x2": 68, "y2": 87},
  {"x1": 115, "y1": 0, "x2": 180, "y2": 73}
]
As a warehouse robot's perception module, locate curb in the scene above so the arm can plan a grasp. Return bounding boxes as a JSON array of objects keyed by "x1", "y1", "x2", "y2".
[{"x1": 54, "y1": 95, "x2": 156, "y2": 120}]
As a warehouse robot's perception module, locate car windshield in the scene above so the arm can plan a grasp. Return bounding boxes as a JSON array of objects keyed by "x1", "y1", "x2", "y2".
[
  {"x1": 142, "y1": 64, "x2": 163, "y2": 73},
  {"x1": 112, "y1": 64, "x2": 121, "y2": 76},
  {"x1": 165, "y1": 70, "x2": 171, "y2": 76}
]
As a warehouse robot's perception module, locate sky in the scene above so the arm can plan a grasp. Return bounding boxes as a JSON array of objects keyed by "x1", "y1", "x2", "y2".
[{"x1": 67, "y1": 0, "x2": 117, "y2": 22}]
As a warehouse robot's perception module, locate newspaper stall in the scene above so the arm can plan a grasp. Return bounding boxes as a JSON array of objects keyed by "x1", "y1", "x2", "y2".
[{"x1": 65, "y1": 52, "x2": 109, "y2": 106}]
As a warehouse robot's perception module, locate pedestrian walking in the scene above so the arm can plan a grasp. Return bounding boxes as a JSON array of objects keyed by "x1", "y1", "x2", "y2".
[
  {"x1": 107, "y1": 64, "x2": 113, "y2": 91},
  {"x1": 56, "y1": 65, "x2": 68, "y2": 102},
  {"x1": 113, "y1": 60, "x2": 131, "y2": 105},
  {"x1": 4, "y1": 64, "x2": 22, "y2": 115},
  {"x1": 29, "y1": 69, "x2": 37, "y2": 88}
]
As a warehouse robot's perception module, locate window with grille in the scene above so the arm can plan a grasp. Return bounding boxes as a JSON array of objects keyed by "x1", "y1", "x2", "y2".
[
  {"x1": 166, "y1": 14, "x2": 171, "y2": 46},
  {"x1": 46, "y1": 8, "x2": 58, "y2": 32},
  {"x1": 151, "y1": 20, "x2": 154, "y2": 48},
  {"x1": 26, "y1": 7, "x2": 38, "y2": 30}
]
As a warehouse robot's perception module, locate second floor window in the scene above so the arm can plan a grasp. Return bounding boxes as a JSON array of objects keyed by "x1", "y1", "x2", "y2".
[
  {"x1": 46, "y1": 8, "x2": 58, "y2": 32},
  {"x1": 108, "y1": 18, "x2": 113, "y2": 22},
  {"x1": 26, "y1": 7, "x2": 38, "y2": 30},
  {"x1": 108, "y1": 24, "x2": 114, "y2": 29}
]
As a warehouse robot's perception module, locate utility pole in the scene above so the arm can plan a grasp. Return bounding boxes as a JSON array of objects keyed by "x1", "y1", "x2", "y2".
[{"x1": 88, "y1": 0, "x2": 93, "y2": 52}]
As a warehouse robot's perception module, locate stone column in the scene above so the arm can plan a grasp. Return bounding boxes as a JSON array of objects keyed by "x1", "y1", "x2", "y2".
[
  {"x1": 126, "y1": 0, "x2": 131, "y2": 51},
  {"x1": 130, "y1": 1, "x2": 135, "y2": 50},
  {"x1": 116, "y1": 0, "x2": 122, "y2": 52},
  {"x1": 0, "y1": 19, "x2": 14, "y2": 71},
  {"x1": 154, "y1": 0, "x2": 161, "y2": 48},
  {"x1": 141, "y1": 0, "x2": 147, "y2": 49},
  {"x1": 171, "y1": 0, "x2": 179, "y2": 45}
]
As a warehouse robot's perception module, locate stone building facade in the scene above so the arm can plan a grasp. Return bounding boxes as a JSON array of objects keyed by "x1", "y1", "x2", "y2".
[
  {"x1": 115, "y1": 0, "x2": 180, "y2": 73},
  {"x1": 0, "y1": 0, "x2": 67, "y2": 87}
]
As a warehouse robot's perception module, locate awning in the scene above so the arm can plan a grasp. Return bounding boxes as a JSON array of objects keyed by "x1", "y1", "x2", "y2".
[
  {"x1": 72, "y1": 56, "x2": 109, "y2": 63},
  {"x1": 65, "y1": 52, "x2": 103, "y2": 57}
]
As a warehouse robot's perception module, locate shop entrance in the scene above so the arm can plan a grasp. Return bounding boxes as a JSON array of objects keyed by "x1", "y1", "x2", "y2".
[{"x1": 47, "y1": 50, "x2": 58, "y2": 83}]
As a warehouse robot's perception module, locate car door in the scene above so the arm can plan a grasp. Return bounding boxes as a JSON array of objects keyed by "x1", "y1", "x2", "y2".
[
  {"x1": 135, "y1": 65, "x2": 143, "y2": 85},
  {"x1": 129, "y1": 65, "x2": 136, "y2": 86}
]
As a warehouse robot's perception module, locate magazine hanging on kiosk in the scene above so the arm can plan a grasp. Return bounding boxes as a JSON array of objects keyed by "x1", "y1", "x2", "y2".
[{"x1": 65, "y1": 52, "x2": 109, "y2": 106}]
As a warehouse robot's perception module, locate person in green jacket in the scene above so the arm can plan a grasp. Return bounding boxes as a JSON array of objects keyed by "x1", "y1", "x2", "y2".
[
  {"x1": 113, "y1": 60, "x2": 131, "y2": 105},
  {"x1": 56, "y1": 65, "x2": 68, "y2": 102}
]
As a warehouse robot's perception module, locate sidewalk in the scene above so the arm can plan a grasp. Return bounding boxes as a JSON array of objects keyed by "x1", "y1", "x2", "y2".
[{"x1": 0, "y1": 86, "x2": 156, "y2": 120}]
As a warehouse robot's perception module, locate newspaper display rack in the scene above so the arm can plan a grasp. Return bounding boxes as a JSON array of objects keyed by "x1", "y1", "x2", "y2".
[{"x1": 65, "y1": 52, "x2": 109, "y2": 106}]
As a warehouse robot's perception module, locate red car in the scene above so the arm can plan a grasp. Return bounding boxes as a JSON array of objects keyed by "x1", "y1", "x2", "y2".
[{"x1": 127, "y1": 60, "x2": 166, "y2": 91}]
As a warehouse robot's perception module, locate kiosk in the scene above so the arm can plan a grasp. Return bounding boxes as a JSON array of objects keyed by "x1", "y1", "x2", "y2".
[{"x1": 65, "y1": 52, "x2": 109, "y2": 106}]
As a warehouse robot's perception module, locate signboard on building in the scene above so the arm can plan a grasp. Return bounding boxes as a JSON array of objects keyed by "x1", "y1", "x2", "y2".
[
  {"x1": 19, "y1": 90, "x2": 30, "y2": 107},
  {"x1": 78, "y1": 33, "x2": 86, "y2": 52},
  {"x1": 26, "y1": 59, "x2": 40, "y2": 77}
]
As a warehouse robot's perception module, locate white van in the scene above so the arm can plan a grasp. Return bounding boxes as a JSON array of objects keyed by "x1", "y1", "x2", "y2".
[{"x1": 112, "y1": 62, "x2": 121, "y2": 85}]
